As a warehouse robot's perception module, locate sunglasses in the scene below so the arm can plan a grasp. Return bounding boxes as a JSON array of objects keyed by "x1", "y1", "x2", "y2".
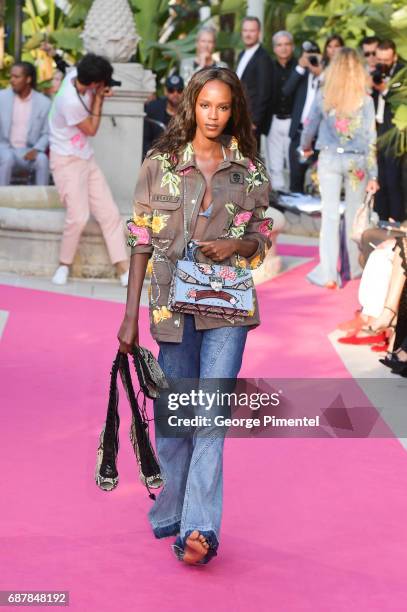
[
  {"x1": 167, "y1": 87, "x2": 183, "y2": 93},
  {"x1": 364, "y1": 51, "x2": 376, "y2": 57}
]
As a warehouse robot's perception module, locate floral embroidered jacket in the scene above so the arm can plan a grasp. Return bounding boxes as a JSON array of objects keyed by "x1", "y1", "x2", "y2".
[
  {"x1": 300, "y1": 91, "x2": 378, "y2": 180},
  {"x1": 127, "y1": 137, "x2": 272, "y2": 343}
]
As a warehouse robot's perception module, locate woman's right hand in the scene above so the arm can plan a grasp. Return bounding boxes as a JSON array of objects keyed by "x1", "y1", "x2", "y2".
[{"x1": 117, "y1": 315, "x2": 139, "y2": 353}]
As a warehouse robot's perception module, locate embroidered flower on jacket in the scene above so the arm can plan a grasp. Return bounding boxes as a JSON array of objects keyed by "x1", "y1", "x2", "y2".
[
  {"x1": 236, "y1": 257, "x2": 247, "y2": 269},
  {"x1": 151, "y1": 213, "x2": 170, "y2": 234},
  {"x1": 259, "y1": 218, "x2": 274, "y2": 238},
  {"x1": 224, "y1": 202, "x2": 252, "y2": 239},
  {"x1": 152, "y1": 306, "x2": 173, "y2": 324},
  {"x1": 132, "y1": 213, "x2": 152, "y2": 228},
  {"x1": 186, "y1": 288, "x2": 197, "y2": 299},
  {"x1": 233, "y1": 211, "x2": 253, "y2": 226},
  {"x1": 333, "y1": 113, "x2": 362, "y2": 143},
  {"x1": 245, "y1": 160, "x2": 269, "y2": 194},
  {"x1": 334, "y1": 118, "x2": 350, "y2": 134},
  {"x1": 250, "y1": 254, "x2": 262, "y2": 269},
  {"x1": 151, "y1": 153, "x2": 181, "y2": 197},
  {"x1": 182, "y1": 143, "x2": 194, "y2": 163},
  {"x1": 126, "y1": 222, "x2": 150, "y2": 247}
]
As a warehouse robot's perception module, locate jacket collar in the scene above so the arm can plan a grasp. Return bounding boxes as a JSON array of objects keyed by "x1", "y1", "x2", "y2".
[{"x1": 175, "y1": 136, "x2": 250, "y2": 171}]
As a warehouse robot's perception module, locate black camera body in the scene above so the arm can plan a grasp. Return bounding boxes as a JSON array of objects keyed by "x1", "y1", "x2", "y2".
[
  {"x1": 372, "y1": 63, "x2": 391, "y2": 85},
  {"x1": 107, "y1": 77, "x2": 122, "y2": 88},
  {"x1": 301, "y1": 41, "x2": 321, "y2": 68}
]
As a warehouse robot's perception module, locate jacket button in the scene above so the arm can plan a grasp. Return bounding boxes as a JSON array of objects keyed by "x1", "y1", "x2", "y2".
[{"x1": 191, "y1": 199, "x2": 196, "y2": 204}]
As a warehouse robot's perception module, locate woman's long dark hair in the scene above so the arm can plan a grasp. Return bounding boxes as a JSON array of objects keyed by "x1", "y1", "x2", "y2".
[
  {"x1": 323, "y1": 34, "x2": 345, "y2": 66},
  {"x1": 151, "y1": 67, "x2": 257, "y2": 161}
]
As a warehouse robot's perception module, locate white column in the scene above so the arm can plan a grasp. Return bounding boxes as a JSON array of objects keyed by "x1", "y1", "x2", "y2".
[
  {"x1": 247, "y1": 0, "x2": 265, "y2": 27},
  {"x1": 92, "y1": 64, "x2": 156, "y2": 213}
]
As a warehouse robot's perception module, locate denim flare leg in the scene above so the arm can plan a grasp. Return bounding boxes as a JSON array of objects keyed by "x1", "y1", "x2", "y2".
[
  {"x1": 307, "y1": 150, "x2": 367, "y2": 287},
  {"x1": 148, "y1": 314, "x2": 248, "y2": 563}
]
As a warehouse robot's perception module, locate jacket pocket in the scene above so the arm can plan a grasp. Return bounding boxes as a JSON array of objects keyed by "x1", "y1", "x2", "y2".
[
  {"x1": 150, "y1": 196, "x2": 180, "y2": 238},
  {"x1": 150, "y1": 194, "x2": 181, "y2": 210},
  {"x1": 228, "y1": 188, "x2": 254, "y2": 210}
]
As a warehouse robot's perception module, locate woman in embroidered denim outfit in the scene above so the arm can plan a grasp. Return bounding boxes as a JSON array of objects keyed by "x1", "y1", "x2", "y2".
[
  {"x1": 301, "y1": 47, "x2": 379, "y2": 288},
  {"x1": 118, "y1": 68, "x2": 272, "y2": 565}
]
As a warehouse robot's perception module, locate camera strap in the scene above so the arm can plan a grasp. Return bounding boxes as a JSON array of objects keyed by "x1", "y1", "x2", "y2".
[{"x1": 74, "y1": 79, "x2": 102, "y2": 117}]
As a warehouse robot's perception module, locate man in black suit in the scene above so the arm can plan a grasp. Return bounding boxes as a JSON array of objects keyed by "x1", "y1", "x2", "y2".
[
  {"x1": 372, "y1": 40, "x2": 405, "y2": 221},
  {"x1": 236, "y1": 16, "x2": 272, "y2": 151},
  {"x1": 282, "y1": 41, "x2": 323, "y2": 192},
  {"x1": 265, "y1": 31, "x2": 297, "y2": 191}
]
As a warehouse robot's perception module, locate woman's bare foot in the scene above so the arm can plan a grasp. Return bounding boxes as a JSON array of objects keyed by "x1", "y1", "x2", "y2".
[
  {"x1": 369, "y1": 307, "x2": 397, "y2": 332},
  {"x1": 183, "y1": 530, "x2": 210, "y2": 565}
]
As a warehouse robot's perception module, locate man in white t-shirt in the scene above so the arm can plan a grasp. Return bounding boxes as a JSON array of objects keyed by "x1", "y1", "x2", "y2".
[{"x1": 49, "y1": 53, "x2": 129, "y2": 286}]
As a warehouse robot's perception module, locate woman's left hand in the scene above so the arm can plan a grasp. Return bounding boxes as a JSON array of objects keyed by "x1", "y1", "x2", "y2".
[
  {"x1": 196, "y1": 239, "x2": 238, "y2": 262},
  {"x1": 366, "y1": 179, "x2": 379, "y2": 194}
]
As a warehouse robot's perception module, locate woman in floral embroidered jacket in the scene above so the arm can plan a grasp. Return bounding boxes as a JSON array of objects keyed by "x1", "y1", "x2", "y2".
[
  {"x1": 118, "y1": 67, "x2": 272, "y2": 565},
  {"x1": 300, "y1": 47, "x2": 379, "y2": 288}
]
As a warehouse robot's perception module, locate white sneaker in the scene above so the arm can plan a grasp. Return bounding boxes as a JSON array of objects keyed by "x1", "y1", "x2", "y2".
[
  {"x1": 52, "y1": 265, "x2": 69, "y2": 285},
  {"x1": 119, "y1": 270, "x2": 129, "y2": 287}
]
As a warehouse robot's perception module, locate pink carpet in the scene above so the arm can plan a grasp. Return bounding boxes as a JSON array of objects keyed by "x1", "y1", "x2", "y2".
[{"x1": 1, "y1": 253, "x2": 407, "y2": 611}]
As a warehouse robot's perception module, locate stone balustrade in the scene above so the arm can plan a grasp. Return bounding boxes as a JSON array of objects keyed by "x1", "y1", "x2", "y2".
[{"x1": 0, "y1": 186, "x2": 129, "y2": 278}]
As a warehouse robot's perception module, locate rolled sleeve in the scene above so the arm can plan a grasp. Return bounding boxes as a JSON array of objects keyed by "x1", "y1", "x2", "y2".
[
  {"x1": 127, "y1": 159, "x2": 154, "y2": 256},
  {"x1": 244, "y1": 180, "x2": 272, "y2": 268}
]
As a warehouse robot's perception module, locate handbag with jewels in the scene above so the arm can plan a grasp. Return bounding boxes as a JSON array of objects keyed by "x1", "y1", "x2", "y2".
[
  {"x1": 168, "y1": 176, "x2": 254, "y2": 318},
  {"x1": 169, "y1": 259, "x2": 254, "y2": 318}
]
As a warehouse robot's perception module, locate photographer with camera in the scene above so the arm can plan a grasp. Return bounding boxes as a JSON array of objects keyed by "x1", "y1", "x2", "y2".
[
  {"x1": 283, "y1": 41, "x2": 323, "y2": 192},
  {"x1": 49, "y1": 53, "x2": 129, "y2": 286},
  {"x1": 371, "y1": 40, "x2": 405, "y2": 223},
  {"x1": 360, "y1": 36, "x2": 380, "y2": 75}
]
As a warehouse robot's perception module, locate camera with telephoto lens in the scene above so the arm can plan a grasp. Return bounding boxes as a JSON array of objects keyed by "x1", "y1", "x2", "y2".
[
  {"x1": 106, "y1": 77, "x2": 122, "y2": 88},
  {"x1": 372, "y1": 63, "x2": 391, "y2": 85},
  {"x1": 301, "y1": 41, "x2": 320, "y2": 67}
]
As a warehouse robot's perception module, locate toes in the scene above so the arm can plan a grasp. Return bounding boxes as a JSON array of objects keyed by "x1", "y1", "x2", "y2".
[{"x1": 189, "y1": 530, "x2": 200, "y2": 541}]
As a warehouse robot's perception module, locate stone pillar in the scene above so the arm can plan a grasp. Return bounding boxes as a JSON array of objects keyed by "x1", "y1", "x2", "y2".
[
  {"x1": 82, "y1": 0, "x2": 156, "y2": 213},
  {"x1": 91, "y1": 64, "x2": 155, "y2": 214},
  {"x1": 247, "y1": 0, "x2": 265, "y2": 27}
]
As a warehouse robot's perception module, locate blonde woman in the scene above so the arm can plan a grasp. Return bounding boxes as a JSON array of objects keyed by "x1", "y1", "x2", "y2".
[
  {"x1": 179, "y1": 26, "x2": 227, "y2": 85},
  {"x1": 300, "y1": 48, "x2": 379, "y2": 288}
]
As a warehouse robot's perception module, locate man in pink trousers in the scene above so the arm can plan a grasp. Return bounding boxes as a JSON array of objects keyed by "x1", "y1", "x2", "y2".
[{"x1": 49, "y1": 53, "x2": 129, "y2": 286}]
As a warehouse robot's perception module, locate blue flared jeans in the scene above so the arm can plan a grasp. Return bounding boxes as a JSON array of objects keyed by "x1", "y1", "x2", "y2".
[
  {"x1": 307, "y1": 150, "x2": 367, "y2": 287},
  {"x1": 148, "y1": 314, "x2": 248, "y2": 563}
]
